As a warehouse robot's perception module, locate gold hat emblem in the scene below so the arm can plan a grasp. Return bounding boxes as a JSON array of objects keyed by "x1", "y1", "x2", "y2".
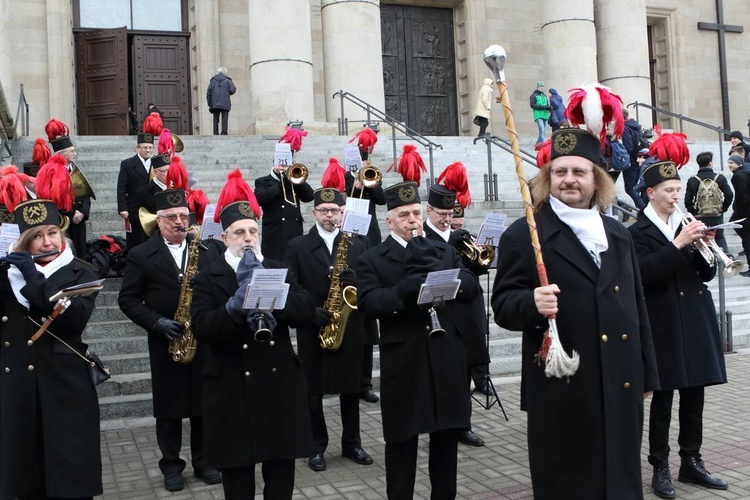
[
  {"x1": 320, "y1": 189, "x2": 335, "y2": 203},
  {"x1": 0, "y1": 210, "x2": 15, "y2": 224},
  {"x1": 443, "y1": 195, "x2": 455, "y2": 208},
  {"x1": 238, "y1": 201, "x2": 254, "y2": 218},
  {"x1": 659, "y1": 162, "x2": 677, "y2": 178},
  {"x1": 398, "y1": 185, "x2": 416, "y2": 203},
  {"x1": 166, "y1": 191, "x2": 183, "y2": 207},
  {"x1": 452, "y1": 205, "x2": 463, "y2": 217},
  {"x1": 22, "y1": 203, "x2": 48, "y2": 226},
  {"x1": 553, "y1": 131, "x2": 577, "y2": 155}
]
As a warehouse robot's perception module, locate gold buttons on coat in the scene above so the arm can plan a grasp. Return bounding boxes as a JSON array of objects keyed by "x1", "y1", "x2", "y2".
[
  {"x1": 623, "y1": 382, "x2": 631, "y2": 389},
  {"x1": 601, "y1": 334, "x2": 608, "y2": 343},
  {"x1": 621, "y1": 334, "x2": 629, "y2": 341}
]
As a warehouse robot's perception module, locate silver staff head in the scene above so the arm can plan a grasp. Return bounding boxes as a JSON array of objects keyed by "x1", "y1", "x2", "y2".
[{"x1": 483, "y1": 45, "x2": 506, "y2": 83}]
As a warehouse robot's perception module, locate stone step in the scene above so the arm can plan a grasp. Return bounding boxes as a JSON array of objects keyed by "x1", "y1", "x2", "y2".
[
  {"x1": 85, "y1": 320, "x2": 143, "y2": 339},
  {"x1": 88, "y1": 335, "x2": 148, "y2": 356},
  {"x1": 98, "y1": 393, "x2": 153, "y2": 420},
  {"x1": 96, "y1": 371, "x2": 152, "y2": 398}
]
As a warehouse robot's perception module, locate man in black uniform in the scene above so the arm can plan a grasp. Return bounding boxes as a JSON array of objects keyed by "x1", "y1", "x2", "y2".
[
  {"x1": 118, "y1": 189, "x2": 221, "y2": 491},
  {"x1": 285, "y1": 188, "x2": 374, "y2": 472},
  {"x1": 357, "y1": 181, "x2": 480, "y2": 499},
  {"x1": 191, "y1": 172, "x2": 315, "y2": 499},
  {"x1": 255, "y1": 161, "x2": 314, "y2": 261},
  {"x1": 422, "y1": 184, "x2": 489, "y2": 448},
  {"x1": 135, "y1": 153, "x2": 170, "y2": 216},
  {"x1": 117, "y1": 131, "x2": 154, "y2": 249}
]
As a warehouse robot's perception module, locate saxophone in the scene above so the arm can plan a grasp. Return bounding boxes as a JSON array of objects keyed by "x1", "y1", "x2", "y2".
[
  {"x1": 168, "y1": 227, "x2": 200, "y2": 363},
  {"x1": 319, "y1": 231, "x2": 357, "y2": 351}
]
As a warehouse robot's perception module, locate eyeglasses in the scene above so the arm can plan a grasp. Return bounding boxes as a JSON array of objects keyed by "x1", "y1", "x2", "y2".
[
  {"x1": 314, "y1": 208, "x2": 342, "y2": 214},
  {"x1": 158, "y1": 214, "x2": 190, "y2": 223},
  {"x1": 429, "y1": 208, "x2": 453, "y2": 218},
  {"x1": 551, "y1": 167, "x2": 594, "y2": 178}
]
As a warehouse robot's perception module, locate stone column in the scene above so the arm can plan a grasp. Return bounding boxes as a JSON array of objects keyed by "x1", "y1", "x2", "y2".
[
  {"x1": 594, "y1": 0, "x2": 652, "y2": 128},
  {"x1": 190, "y1": 0, "x2": 220, "y2": 135},
  {"x1": 46, "y1": 0, "x2": 76, "y2": 129},
  {"x1": 248, "y1": 0, "x2": 314, "y2": 129},
  {"x1": 321, "y1": 0, "x2": 384, "y2": 125},
  {"x1": 541, "y1": 1, "x2": 598, "y2": 95}
]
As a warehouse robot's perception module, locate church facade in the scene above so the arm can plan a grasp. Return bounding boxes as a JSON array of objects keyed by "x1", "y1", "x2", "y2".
[{"x1": 1, "y1": 0, "x2": 748, "y2": 140}]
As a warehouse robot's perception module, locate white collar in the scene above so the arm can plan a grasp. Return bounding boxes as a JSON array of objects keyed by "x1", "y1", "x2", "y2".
[
  {"x1": 390, "y1": 232, "x2": 408, "y2": 248},
  {"x1": 644, "y1": 203, "x2": 682, "y2": 242},
  {"x1": 8, "y1": 244, "x2": 75, "y2": 310},
  {"x1": 549, "y1": 196, "x2": 609, "y2": 267},
  {"x1": 270, "y1": 168, "x2": 281, "y2": 181},
  {"x1": 139, "y1": 155, "x2": 151, "y2": 169},
  {"x1": 316, "y1": 223, "x2": 339, "y2": 253},
  {"x1": 426, "y1": 220, "x2": 450, "y2": 242},
  {"x1": 153, "y1": 177, "x2": 167, "y2": 190},
  {"x1": 225, "y1": 248, "x2": 264, "y2": 271}
]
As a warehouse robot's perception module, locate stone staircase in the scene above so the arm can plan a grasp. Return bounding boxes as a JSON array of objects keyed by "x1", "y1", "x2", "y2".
[{"x1": 11, "y1": 135, "x2": 750, "y2": 427}]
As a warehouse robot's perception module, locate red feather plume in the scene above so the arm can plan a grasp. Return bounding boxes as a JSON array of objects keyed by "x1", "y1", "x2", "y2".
[
  {"x1": 32, "y1": 138, "x2": 51, "y2": 165},
  {"x1": 0, "y1": 166, "x2": 31, "y2": 212},
  {"x1": 535, "y1": 139, "x2": 552, "y2": 168},
  {"x1": 565, "y1": 83, "x2": 624, "y2": 144},
  {"x1": 214, "y1": 169, "x2": 261, "y2": 222},
  {"x1": 142, "y1": 112, "x2": 163, "y2": 136},
  {"x1": 158, "y1": 129, "x2": 174, "y2": 156},
  {"x1": 35, "y1": 154, "x2": 74, "y2": 212},
  {"x1": 648, "y1": 124, "x2": 690, "y2": 168},
  {"x1": 386, "y1": 144, "x2": 427, "y2": 186},
  {"x1": 321, "y1": 158, "x2": 346, "y2": 192},
  {"x1": 279, "y1": 127, "x2": 308, "y2": 153},
  {"x1": 165, "y1": 156, "x2": 188, "y2": 189},
  {"x1": 438, "y1": 162, "x2": 471, "y2": 208},
  {"x1": 187, "y1": 189, "x2": 209, "y2": 224},
  {"x1": 44, "y1": 118, "x2": 70, "y2": 142},
  {"x1": 349, "y1": 127, "x2": 378, "y2": 154}
]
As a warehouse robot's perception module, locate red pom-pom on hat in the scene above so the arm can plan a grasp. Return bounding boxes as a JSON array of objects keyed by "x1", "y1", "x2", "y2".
[
  {"x1": 437, "y1": 162, "x2": 471, "y2": 208},
  {"x1": 321, "y1": 158, "x2": 346, "y2": 192},
  {"x1": 279, "y1": 127, "x2": 308, "y2": 153},
  {"x1": 187, "y1": 189, "x2": 209, "y2": 225},
  {"x1": 387, "y1": 144, "x2": 427, "y2": 186},
  {"x1": 35, "y1": 154, "x2": 74, "y2": 212},
  {"x1": 214, "y1": 169, "x2": 261, "y2": 222},
  {"x1": 0, "y1": 166, "x2": 32, "y2": 212},
  {"x1": 165, "y1": 155, "x2": 189, "y2": 189},
  {"x1": 349, "y1": 127, "x2": 378, "y2": 155},
  {"x1": 44, "y1": 119, "x2": 70, "y2": 142},
  {"x1": 535, "y1": 139, "x2": 552, "y2": 168},
  {"x1": 143, "y1": 112, "x2": 163, "y2": 136},
  {"x1": 158, "y1": 129, "x2": 175, "y2": 156},
  {"x1": 32, "y1": 138, "x2": 51, "y2": 165},
  {"x1": 648, "y1": 124, "x2": 690, "y2": 168},
  {"x1": 565, "y1": 83, "x2": 624, "y2": 144}
]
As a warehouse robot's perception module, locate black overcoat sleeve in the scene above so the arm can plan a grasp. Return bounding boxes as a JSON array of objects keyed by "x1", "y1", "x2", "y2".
[
  {"x1": 118, "y1": 245, "x2": 162, "y2": 332},
  {"x1": 254, "y1": 175, "x2": 282, "y2": 206}
]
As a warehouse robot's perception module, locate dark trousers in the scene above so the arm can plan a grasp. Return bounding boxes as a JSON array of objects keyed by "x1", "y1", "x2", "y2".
[
  {"x1": 220, "y1": 460, "x2": 295, "y2": 500},
  {"x1": 623, "y1": 163, "x2": 646, "y2": 209},
  {"x1": 361, "y1": 345, "x2": 374, "y2": 391},
  {"x1": 385, "y1": 431, "x2": 458, "y2": 500},
  {"x1": 648, "y1": 387, "x2": 705, "y2": 468},
  {"x1": 474, "y1": 116, "x2": 488, "y2": 136},
  {"x1": 125, "y1": 219, "x2": 147, "y2": 252},
  {"x1": 213, "y1": 109, "x2": 229, "y2": 135},
  {"x1": 156, "y1": 417, "x2": 207, "y2": 477},
  {"x1": 734, "y1": 228, "x2": 750, "y2": 263},
  {"x1": 66, "y1": 219, "x2": 88, "y2": 260},
  {"x1": 309, "y1": 393, "x2": 361, "y2": 454},
  {"x1": 471, "y1": 363, "x2": 489, "y2": 389}
]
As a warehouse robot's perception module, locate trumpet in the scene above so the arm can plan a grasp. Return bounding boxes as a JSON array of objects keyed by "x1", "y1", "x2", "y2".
[
  {"x1": 457, "y1": 234, "x2": 496, "y2": 268},
  {"x1": 281, "y1": 162, "x2": 308, "y2": 205},
  {"x1": 672, "y1": 203, "x2": 744, "y2": 277}
]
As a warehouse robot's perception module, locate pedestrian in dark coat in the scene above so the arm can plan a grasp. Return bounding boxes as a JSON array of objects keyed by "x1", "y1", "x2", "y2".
[
  {"x1": 684, "y1": 151, "x2": 733, "y2": 253},
  {"x1": 492, "y1": 126, "x2": 659, "y2": 500},
  {"x1": 357, "y1": 181, "x2": 480, "y2": 499},
  {"x1": 117, "y1": 134, "x2": 154, "y2": 250},
  {"x1": 190, "y1": 186, "x2": 314, "y2": 499},
  {"x1": 548, "y1": 88, "x2": 565, "y2": 131},
  {"x1": 206, "y1": 67, "x2": 237, "y2": 135},
  {"x1": 285, "y1": 189, "x2": 373, "y2": 471},
  {"x1": 0, "y1": 200, "x2": 102, "y2": 500},
  {"x1": 255, "y1": 165, "x2": 314, "y2": 261},
  {"x1": 118, "y1": 190, "x2": 220, "y2": 491},
  {"x1": 629, "y1": 159, "x2": 728, "y2": 497},
  {"x1": 729, "y1": 155, "x2": 750, "y2": 268}
]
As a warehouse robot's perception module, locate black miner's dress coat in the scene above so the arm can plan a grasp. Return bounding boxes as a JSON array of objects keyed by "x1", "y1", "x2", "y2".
[
  {"x1": 190, "y1": 251, "x2": 315, "y2": 467},
  {"x1": 491, "y1": 204, "x2": 659, "y2": 500},
  {"x1": 117, "y1": 154, "x2": 150, "y2": 248},
  {"x1": 118, "y1": 234, "x2": 209, "y2": 419},
  {"x1": 135, "y1": 179, "x2": 164, "y2": 215},
  {"x1": 344, "y1": 171, "x2": 385, "y2": 247},
  {"x1": 285, "y1": 227, "x2": 367, "y2": 394},
  {"x1": 423, "y1": 224, "x2": 490, "y2": 367},
  {"x1": 356, "y1": 235, "x2": 480, "y2": 443},
  {"x1": 254, "y1": 174, "x2": 314, "y2": 261},
  {"x1": 0, "y1": 261, "x2": 102, "y2": 499},
  {"x1": 628, "y1": 213, "x2": 727, "y2": 391}
]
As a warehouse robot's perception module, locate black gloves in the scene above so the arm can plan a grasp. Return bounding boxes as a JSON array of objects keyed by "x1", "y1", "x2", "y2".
[
  {"x1": 154, "y1": 317, "x2": 185, "y2": 341},
  {"x1": 5, "y1": 252, "x2": 38, "y2": 281},
  {"x1": 340, "y1": 268, "x2": 356, "y2": 287},
  {"x1": 313, "y1": 307, "x2": 333, "y2": 327},
  {"x1": 448, "y1": 229, "x2": 471, "y2": 249},
  {"x1": 397, "y1": 275, "x2": 425, "y2": 301}
]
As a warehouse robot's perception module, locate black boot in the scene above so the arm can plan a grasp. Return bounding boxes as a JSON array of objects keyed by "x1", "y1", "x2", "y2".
[
  {"x1": 651, "y1": 467, "x2": 676, "y2": 499},
  {"x1": 678, "y1": 456, "x2": 728, "y2": 489}
]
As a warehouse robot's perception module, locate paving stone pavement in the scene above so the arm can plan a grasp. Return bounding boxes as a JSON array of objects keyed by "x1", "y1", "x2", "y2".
[{"x1": 99, "y1": 348, "x2": 750, "y2": 499}]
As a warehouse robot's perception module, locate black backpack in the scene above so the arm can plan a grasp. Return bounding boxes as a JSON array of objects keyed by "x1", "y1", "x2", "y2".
[{"x1": 88, "y1": 235, "x2": 128, "y2": 278}]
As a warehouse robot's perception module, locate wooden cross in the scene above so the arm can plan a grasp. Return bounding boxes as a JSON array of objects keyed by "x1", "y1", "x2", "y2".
[{"x1": 698, "y1": 0, "x2": 743, "y2": 133}]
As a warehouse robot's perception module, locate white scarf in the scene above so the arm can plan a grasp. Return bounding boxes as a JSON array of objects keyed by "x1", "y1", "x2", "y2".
[
  {"x1": 139, "y1": 155, "x2": 151, "y2": 173},
  {"x1": 153, "y1": 177, "x2": 167, "y2": 190},
  {"x1": 644, "y1": 202, "x2": 682, "y2": 242},
  {"x1": 316, "y1": 223, "x2": 339, "y2": 254},
  {"x1": 8, "y1": 244, "x2": 75, "y2": 310},
  {"x1": 426, "y1": 220, "x2": 450, "y2": 242},
  {"x1": 224, "y1": 248, "x2": 264, "y2": 272},
  {"x1": 549, "y1": 196, "x2": 609, "y2": 268}
]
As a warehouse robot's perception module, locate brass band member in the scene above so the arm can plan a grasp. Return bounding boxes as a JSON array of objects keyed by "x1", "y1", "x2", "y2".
[
  {"x1": 630, "y1": 147, "x2": 728, "y2": 498},
  {"x1": 285, "y1": 188, "x2": 374, "y2": 472},
  {"x1": 118, "y1": 189, "x2": 220, "y2": 491},
  {"x1": 0, "y1": 192, "x2": 102, "y2": 500},
  {"x1": 191, "y1": 170, "x2": 315, "y2": 499},
  {"x1": 357, "y1": 181, "x2": 480, "y2": 499}
]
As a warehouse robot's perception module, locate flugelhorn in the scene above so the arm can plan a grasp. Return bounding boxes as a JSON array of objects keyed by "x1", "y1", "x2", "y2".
[
  {"x1": 139, "y1": 207, "x2": 157, "y2": 237},
  {"x1": 457, "y1": 234, "x2": 496, "y2": 267},
  {"x1": 672, "y1": 203, "x2": 743, "y2": 276},
  {"x1": 69, "y1": 162, "x2": 96, "y2": 199}
]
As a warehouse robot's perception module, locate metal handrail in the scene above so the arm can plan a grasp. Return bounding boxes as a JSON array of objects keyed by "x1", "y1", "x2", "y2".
[
  {"x1": 332, "y1": 90, "x2": 443, "y2": 182},
  {"x1": 0, "y1": 83, "x2": 29, "y2": 162},
  {"x1": 628, "y1": 100, "x2": 734, "y2": 171},
  {"x1": 472, "y1": 134, "x2": 537, "y2": 201}
]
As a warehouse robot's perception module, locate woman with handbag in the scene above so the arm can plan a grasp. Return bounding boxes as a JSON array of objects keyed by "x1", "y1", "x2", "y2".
[{"x1": 0, "y1": 166, "x2": 103, "y2": 500}]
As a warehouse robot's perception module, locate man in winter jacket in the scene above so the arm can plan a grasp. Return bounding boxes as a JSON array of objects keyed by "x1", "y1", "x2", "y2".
[
  {"x1": 547, "y1": 88, "x2": 565, "y2": 132},
  {"x1": 529, "y1": 81, "x2": 551, "y2": 144},
  {"x1": 621, "y1": 109, "x2": 647, "y2": 208},
  {"x1": 206, "y1": 67, "x2": 237, "y2": 135}
]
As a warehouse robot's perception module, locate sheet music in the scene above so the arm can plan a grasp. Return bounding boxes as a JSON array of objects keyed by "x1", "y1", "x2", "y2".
[
  {"x1": 200, "y1": 204, "x2": 224, "y2": 240},
  {"x1": 49, "y1": 279, "x2": 106, "y2": 302},
  {"x1": 341, "y1": 210, "x2": 370, "y2": 236},
  {"x1": 0, "y1": 223, "x2": 20, "y2": 256},
  {"x1": 705, "y1": 219, "x2": 745, "y2": 231},
  {"x1": 344, "y1": 146, "x2": 363, "y2": 172},
  {"x1": 249, "y1": 268, "x2": 288, "y2": 285},
  {"x1": 274, "y1": 143, "x2": 293, "y2": 167},
  {"x1": 345, "y1": 197, "x2": 370, "y2": 214},
  {"x1": 417, "y1": 280, "x2": 460, "y2": 304},
  {"x1": 424, "y1": 268, "x2": 460, "y2": 284},
  {"x1": 476, "y1": 224, "x2": 505, "y2": 247},
  {"x1": 243, "y1": 283, "x2": 289, "y2": 311}
]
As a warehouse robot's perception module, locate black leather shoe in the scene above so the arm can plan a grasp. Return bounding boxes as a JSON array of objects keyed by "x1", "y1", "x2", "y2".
[
  {"x1": 308, "y1": 453, "x2": 326, "y2": 471},
  {"x1": 474, "y1": 384, "x2": 492, "y2": 397},
  {"x1": 651, "y1": 467, "x2": 676, "y2": 499},
  {"x1": 740, "y1": 270, "x2": 750, "y2": 277},
  {"x1": 678, "y1": 456, "x2": 728, "y2": 490},
  {"x1": 195, "y1": 467, "x2": 222, "y2": 485},
  {"x1": 164, "y1": 474, "x2": 185, "y2": 492},
  {"x1": 360, "y1": 389, "x2": 379, "y2": 403},
  {"x1": 458, "y1": 430, "x2": 485, "y2": 447},
  {"x1": 342, "y1": 447, "x2": 374, "y2": 465}
]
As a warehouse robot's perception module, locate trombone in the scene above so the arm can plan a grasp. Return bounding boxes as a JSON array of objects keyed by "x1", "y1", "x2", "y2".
[
  {"x1": 351, "y1": 163, "x2": 382, "y2": 198},
  {"x1": 672, "y1": 203, "x2": 744, "y2": 277},
  {"x1": 281, "y1": 162, "x2": 308, "y2": 205}
]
